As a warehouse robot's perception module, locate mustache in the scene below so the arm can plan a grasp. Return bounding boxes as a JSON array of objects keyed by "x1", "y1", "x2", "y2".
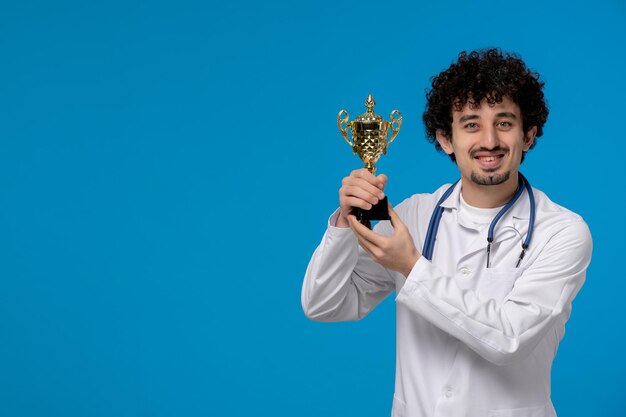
[{"x1": 470, "y1": 146, "x2": 509, "y2": 158}]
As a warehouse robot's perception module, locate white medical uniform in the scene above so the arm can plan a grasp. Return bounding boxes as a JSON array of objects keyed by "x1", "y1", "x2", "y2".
[{"x1": 301, "y1": 181, "x2": 592, "y2": 417}]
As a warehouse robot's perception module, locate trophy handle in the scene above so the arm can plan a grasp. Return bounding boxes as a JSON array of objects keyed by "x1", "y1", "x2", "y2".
[
  {"x1": 387, "y1": 109, "x2": 402, "y2": 147},
  {"x1": 337, "y1": 110, "x2": 353, "y2": 147}
]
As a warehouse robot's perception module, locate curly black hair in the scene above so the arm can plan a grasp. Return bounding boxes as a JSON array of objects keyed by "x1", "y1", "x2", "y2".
[{"x1": 422, "y1": 48, "x2": 549, "y2": 162}]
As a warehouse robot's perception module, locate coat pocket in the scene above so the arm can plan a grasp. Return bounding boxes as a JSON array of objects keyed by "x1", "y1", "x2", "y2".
[
  {"x1": 488, "y1": 403, "x2": 553, "y2": 417},
  {"x1": 477, "y1": 268, "x2": 522, "y2": 304}
]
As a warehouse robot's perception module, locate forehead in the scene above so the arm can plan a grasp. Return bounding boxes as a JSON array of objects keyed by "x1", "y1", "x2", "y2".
[{"x1": 453, "y1": 96, "x2": 521, "y2": 120}]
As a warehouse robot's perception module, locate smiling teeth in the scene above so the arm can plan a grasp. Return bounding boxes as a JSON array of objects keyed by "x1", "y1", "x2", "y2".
[{"x1": 479, "y1": 156, "x2": 497, "y2": 161}]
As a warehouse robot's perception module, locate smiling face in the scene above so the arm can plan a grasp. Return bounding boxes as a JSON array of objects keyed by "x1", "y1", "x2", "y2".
[{"x1": 436, "y1": 96, "x2": 537, "y2": 207}]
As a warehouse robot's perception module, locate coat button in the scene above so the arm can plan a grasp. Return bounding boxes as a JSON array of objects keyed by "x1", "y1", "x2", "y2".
[
  {"x1": 444, "y1": 386, "x2": 453, "y2": 398},
  {"x1": 459, "y1": 266, "x2": 471, "y2": 276}
]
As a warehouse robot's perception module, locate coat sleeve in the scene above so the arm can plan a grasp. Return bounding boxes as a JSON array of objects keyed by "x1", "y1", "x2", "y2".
[
  {"x1": 301, "y1": 210, "x2": 396, "y2": 322},
  {"x1": 396, "y1": 219, "x2": 592, "y2": 365}
]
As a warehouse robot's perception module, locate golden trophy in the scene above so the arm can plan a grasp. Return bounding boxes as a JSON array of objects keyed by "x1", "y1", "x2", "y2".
[{"x1": 338, "y1": 94, "x2": 402, "y2": 223}]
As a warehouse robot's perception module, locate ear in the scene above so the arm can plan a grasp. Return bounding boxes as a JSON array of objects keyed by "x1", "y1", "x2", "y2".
[
  {"x1": 436, "y1": 129, "x2": 454, "y2": 155},
  {"x1": 523, "y1": 126, "x2": 537, "y2": 151}
]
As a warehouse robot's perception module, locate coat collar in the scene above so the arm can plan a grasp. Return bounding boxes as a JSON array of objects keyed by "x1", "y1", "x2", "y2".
[{"x1": 439, "y1": 178, "x2": 532, "y2": 246}]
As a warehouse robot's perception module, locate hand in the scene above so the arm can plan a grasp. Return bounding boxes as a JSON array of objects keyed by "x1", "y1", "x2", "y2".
[
  {"x1": 348, "y1": 205, "x2": 421, "y2": 278},
  {"x1": 337, "y1": 169, "x2": 387, "y2": 228}
]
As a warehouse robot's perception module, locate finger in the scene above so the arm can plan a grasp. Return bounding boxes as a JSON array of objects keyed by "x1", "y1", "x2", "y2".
[
  {"x1": 348, "y1": 216, "x2": 380, "y2": 258},
  {"x1": 352, "y1": 169, "x2": 384, "y2": 189},
  {"x1": 342, "y1": 196, "x2": 372, "y2": 211},
  {"x1": 352, "y1": 177, "x2": 386, "y2": 199},
  {"x1": 355, "y1": 233, "x2": 378, "y2": 260},
  {"x1": 341, "y1": 179, "x2": 385, "y2": 208},
  {"x1": 388, "y1": 204, "x2": 400, "y2": 228},
  {"x1": 348, "y1": 214, "x2": 372, "y2": 240},
  {"x1": 351, "y1": 168, "x2": 375, "y2": 180},
  {"x1": 348, "y1": 214, "x2": 385, "y2": 247},
  {"x1": 341, "y1": 171, "x2": 385, "y2": 199},
  {"x1": 343, "y1": 183, "x2": 383, "y2": 205}
]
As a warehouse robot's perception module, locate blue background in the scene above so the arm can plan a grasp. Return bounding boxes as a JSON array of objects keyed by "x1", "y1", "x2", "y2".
[{"x1": 1, "y1": 0, "x2": 624, "y2": 416}]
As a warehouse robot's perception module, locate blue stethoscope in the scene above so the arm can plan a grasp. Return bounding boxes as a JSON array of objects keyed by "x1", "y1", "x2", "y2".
[{"x1": 422, "y1": 173, "x2": 536, "y2": 268}]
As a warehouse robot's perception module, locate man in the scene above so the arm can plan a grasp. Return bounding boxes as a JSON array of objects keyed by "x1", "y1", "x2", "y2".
[{"x1": 301, "y1": 48, "x2": 592, "y2": 417}]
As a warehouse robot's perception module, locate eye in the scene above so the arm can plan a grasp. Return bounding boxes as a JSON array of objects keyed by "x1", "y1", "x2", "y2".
[
  {"x1": 464, "y1": 122, "x2": 479, "y2": 130},
  {"x1": 497, "y1": 121, "x2": 512, "y2": 128}
]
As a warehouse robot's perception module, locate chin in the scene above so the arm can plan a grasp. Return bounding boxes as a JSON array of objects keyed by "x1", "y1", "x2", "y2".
[{"x1": 470, "y1": 171, "x2": 511, "y2": 186}]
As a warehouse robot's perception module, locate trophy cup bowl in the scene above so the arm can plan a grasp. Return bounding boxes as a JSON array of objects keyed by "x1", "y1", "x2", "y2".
[{"x1": 338, "y1": 94, "x2": 402, "y2": 224}]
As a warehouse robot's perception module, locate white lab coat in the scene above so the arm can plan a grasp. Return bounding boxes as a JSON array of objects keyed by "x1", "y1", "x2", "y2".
[{"x1": 302, "y1": 181, "x2": 592, "y2": 417}]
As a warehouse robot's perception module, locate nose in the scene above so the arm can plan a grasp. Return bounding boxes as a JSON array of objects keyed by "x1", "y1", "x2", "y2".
[{"x1": 480, "y1": 125, "x2": 499, "y2": 149}]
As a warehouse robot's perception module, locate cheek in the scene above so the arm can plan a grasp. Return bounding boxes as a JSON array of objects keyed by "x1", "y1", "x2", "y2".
[{"x1": 454, "y1": 144, "x2": 472, "y2": 157}]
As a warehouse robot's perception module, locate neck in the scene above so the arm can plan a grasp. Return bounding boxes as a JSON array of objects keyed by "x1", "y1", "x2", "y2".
[{"x1": 460, "y1": 172, "x2": 520, "y2": 208}]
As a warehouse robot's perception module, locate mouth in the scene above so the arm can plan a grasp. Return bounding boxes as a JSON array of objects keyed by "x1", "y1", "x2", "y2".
[{"x1": 473, "y1": 151, "x2": 506, "y2": 170}]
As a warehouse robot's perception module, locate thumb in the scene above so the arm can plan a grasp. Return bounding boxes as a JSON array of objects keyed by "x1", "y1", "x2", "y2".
[
  {"x1": 388, "y1": 204, "x2": 403, "y2": 229},
  {"x1": 377, "y1": 174, "x2": 388, "y2": 190}
]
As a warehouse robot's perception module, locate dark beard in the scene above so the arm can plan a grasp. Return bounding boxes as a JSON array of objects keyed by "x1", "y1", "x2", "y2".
[{"x1": 470, "y1": 171, "x2": 510, "y2": 186}]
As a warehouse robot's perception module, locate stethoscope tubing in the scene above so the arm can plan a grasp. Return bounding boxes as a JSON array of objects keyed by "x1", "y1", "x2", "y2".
[{"x1": 422, "y1": 173, "x2": 536, "y2": 268}]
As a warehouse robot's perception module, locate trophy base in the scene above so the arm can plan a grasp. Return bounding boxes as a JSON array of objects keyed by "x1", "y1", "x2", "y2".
[{"x1": 352, "y1": 196, "x2": 390, "y2": 228}]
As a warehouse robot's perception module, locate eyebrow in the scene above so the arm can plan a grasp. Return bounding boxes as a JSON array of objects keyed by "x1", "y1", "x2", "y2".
[
  {"x1": 458, "y1": 114, "x2": 479, "y2": 123},
  {"x1": 458, "y1": 112, "x2": 518, "y2": 123},
  {"x1": 496, "y1": 112, "x2": 518, "y2": 119}
]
